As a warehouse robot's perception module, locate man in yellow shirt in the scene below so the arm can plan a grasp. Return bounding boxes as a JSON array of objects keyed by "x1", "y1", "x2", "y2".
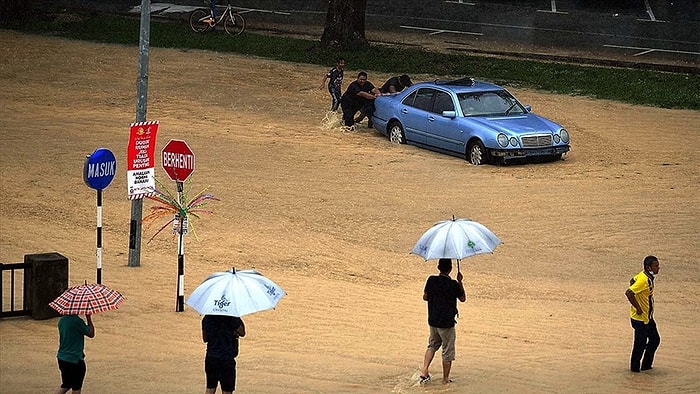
[{"x1": 625, "y1": 255, "x2": 660, "y2": 372}]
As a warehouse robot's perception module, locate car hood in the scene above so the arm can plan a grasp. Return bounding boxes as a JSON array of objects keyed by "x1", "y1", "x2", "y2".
[{"x1": 468, "y1": 114, "x2": 560, "y2": 135}]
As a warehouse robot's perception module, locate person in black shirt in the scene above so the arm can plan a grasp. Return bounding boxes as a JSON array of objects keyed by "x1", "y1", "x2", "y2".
[
  {"x1": 340, "y1": 71, "x2": 380, "y2": 128},
  {"x1": 202, "y1": 315, "x2": 246, "y2": 394},
  {"x1": 320, "y1": 57, "x2": 345, "y2": 111},
  {"x1": 379, "y1": 74, "x2": 413, "y2": 94},
  {"x1": 420, "y1": 258, "x2": 466, "y2": 385}
]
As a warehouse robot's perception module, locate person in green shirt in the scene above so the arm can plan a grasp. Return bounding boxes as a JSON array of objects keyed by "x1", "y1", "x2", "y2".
[
  {"x1": 625, "y1": 255, "x2": 660, "y2": 373},
  {"x1": 54, "y1": 314, "x2": 95, "y2": 393}
]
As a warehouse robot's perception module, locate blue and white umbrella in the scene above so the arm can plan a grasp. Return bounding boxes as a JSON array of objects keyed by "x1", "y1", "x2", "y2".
[
  {"x1": 186, "y1": 268, "x2": 286, "y2": 317},
  {"x1": 411, "y1": 217, "x2": 501, "y2": 270}
]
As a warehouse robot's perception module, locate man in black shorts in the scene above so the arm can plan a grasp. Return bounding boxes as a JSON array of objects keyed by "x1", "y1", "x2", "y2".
[{"x1": 202, "y1": 315, "x2": 246, "y2": 394}]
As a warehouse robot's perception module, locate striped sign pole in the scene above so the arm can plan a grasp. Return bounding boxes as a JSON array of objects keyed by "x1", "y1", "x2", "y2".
[
  {"x1": 83, "y1": 148, "x2": 116, "y2": 285},
  {"x1": 176, "y1": 181, "x2": 185, "y2": 312},
  {"x1": 96, "y1": 189, "x2": 103, "y2": 284},
  {"x1": 162, "y1": 140, "x2": 194, "y2": 312}
]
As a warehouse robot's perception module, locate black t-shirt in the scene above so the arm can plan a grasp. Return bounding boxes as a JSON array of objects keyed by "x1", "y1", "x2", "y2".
[
  {"x1": 424, "y1": 274, "x2": 464, "y2": 328},
  {"x1": 202, "y1": 315, "x2": 243, "y2": 361},
  {"x1": 341, "y1": 80, "x2": 376, "y2": 108},
  {"x1": 326, "y1": 67, "x2": 344, "y2": 92},
  {"x1": 380, "y1": 76, "x2": 401, "y2": 93}
]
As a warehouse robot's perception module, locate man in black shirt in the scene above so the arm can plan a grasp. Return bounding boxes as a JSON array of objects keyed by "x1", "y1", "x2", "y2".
[
  {"x1": 340, "y1": 71, "x2": 380, "y2": 128},
  {"x1": 379, "y1": 74, "x2": 413, "y2": 94},
  {"x1": 202, "y1": 315, "x2": 246, "y2": 394},
  {"x1": 420, "y1": 258, "x2": 466, "y2": 384}
]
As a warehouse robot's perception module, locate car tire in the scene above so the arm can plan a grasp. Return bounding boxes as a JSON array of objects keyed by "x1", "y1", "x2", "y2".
[
  {"x1": 467, "y1": 140, "x2": 488, "y2": 165},
  {"x1": 388, "y1": 121, "x2": 406, "y2": 144}
]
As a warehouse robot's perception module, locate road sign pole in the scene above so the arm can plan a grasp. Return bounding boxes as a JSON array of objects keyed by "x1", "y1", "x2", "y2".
[
  {"x1": 161, "y1": 139, "x2": 194, "y2": 313},
  {"x1": 96, "y1": 189, "x2": 103, "y2": 284},
  {"x1": 84, "y1": 148, "x2": 116, "y2": 285},
  {"x1": 176, "y1": 180, "x2": 185, "y2": 312}
]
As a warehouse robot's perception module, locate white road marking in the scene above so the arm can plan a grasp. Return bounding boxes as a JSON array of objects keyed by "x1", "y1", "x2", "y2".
[
  {"x1": 603, "y1": 44, "x2": 700, "y2": 57},
  {"x1": 400, "y1": 25, "x2": 483, "y2": 37}
]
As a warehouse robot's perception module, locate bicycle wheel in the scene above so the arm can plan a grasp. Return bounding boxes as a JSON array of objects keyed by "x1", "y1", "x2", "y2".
[
  {"x1": 224, "y1": 12, "x2": 245, "y2": 36},
  {"x1": 189, "y1": 9, "x2": 212, "y2": 33}
]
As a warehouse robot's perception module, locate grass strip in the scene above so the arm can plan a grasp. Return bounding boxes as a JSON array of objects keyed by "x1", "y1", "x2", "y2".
[{"x1": 4, "y1": 11, "x2": 699, "y2": 110}]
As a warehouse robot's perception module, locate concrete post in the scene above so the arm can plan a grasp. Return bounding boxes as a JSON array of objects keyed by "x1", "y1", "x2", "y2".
[{"x1": 24, "y1": 253, "x2": 68, "y2": 320}]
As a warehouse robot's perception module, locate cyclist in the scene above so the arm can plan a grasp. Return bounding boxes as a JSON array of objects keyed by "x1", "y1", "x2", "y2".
[{"x1": 204, "y1": 0, "x2": 217, "y2": 25}]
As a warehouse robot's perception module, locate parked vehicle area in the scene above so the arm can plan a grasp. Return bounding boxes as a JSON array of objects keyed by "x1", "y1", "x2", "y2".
[{"x1": 371, "y1": 78, "x2": 571, "y2": 165}]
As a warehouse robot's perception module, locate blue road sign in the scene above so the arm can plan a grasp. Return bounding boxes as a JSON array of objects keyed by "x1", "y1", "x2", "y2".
[{"x1": 84, "y1": 148, "x2": 117, "y2": 190}]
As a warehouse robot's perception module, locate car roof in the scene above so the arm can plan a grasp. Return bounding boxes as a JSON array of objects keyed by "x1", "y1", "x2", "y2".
[{"x1": 411, "y1": 78, "x2": 503, "y2": 94}]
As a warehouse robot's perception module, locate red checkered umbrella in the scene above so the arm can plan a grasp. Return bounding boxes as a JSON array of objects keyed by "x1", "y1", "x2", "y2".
[{"x1": 49, "y1": 282, "x2": 125, "y2": 315}]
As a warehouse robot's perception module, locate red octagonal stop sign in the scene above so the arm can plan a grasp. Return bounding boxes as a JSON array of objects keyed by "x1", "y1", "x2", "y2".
[{"x1": 162, "y1": 139, "x2": 195, "y2": 182}]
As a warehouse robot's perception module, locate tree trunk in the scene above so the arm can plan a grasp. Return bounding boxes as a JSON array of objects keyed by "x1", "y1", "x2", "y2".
[{"x1": 320, "y1": 0, "x2": 368, "y2": 50}]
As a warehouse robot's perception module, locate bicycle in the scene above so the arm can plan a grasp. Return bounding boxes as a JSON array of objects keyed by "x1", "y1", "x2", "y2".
[{"x1": 189, "y1": 0, "x2": 246, "y2": 36}]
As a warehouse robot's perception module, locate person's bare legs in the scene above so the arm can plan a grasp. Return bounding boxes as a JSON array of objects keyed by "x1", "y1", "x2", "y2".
[
  {"x1": 53, "y1": 388, "x2": 69, "y2": 394},
  {"x1": 421, "y1": 347, "x2": 436, "y2": 378},
  {"x1": 442, "y1": 359, "x2": 453, "y2": 383},
  {"x1": 205, "y1": 388, "x2": 216, "y2": 394}
]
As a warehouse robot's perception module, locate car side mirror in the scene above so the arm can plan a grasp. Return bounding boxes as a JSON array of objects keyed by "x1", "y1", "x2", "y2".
[
  {"x1": 524, "y1": 105, "x2": 532, "y2": 112},
  {"x1": 442, "y1": 110, "x2": 457, "y2": 118}
]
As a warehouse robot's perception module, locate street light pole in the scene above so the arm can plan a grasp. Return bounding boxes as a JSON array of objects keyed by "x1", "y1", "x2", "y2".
[{"x1": 128, "y1": 0, "x2": 151, "y2": 267}]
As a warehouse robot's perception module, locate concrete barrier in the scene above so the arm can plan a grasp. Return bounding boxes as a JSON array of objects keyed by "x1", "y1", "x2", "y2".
[{"x1": 24, "y1": 253, "x2": 68, "y2": 320}]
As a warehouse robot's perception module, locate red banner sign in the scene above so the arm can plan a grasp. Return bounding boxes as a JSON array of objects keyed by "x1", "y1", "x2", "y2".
[{"x1": 126, "y1": 121, "x2": 159, "y2": 200}]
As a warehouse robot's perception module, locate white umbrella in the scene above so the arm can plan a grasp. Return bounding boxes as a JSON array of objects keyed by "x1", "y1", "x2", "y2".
[
  {"x1": 185, "y1": 268, "x2": 286, "y2": 317},
  {"x1": 411, "y1": 217, "x2": 501, "y2": 270}
]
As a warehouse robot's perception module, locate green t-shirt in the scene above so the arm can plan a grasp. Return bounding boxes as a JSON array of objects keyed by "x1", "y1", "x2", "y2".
[{"x1": 56, "y1": 315, "x2": 90, "y2": 363}]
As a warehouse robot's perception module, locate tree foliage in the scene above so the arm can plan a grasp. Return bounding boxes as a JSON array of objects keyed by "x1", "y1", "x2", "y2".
[
  {"x1": 320, "y1": 0, "x2": 368, "y2": 50},
  {"x1": 0, "y1": 0, "x2": 33, "y2": 23}
]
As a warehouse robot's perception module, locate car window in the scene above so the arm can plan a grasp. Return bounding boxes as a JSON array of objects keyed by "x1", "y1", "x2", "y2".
[
  {"x1": 405, "y1": 88, "x2": 434, "y2": 112},
  {"x1": 432, "y1": 91, "x2": 454, "y2": 114},
  {"x1": 458, "y1": 91, "x2": 525, "y2": 116},
  {"x1": 402, "y1": 91, "x2": 417, "y2": 107}
]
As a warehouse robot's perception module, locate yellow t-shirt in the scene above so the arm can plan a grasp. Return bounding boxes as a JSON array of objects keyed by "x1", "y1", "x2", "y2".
[{"x1": 628, "y1": 270, "x2": 654, "y2": 324}]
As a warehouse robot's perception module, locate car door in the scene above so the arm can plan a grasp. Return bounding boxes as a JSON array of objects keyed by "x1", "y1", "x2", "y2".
[
  {"x1": 398, "y1": 88, "x2": 434, "y2": 144},
  {"x1": 424, "y1": 90, "x2": 464, "y2": 154}
]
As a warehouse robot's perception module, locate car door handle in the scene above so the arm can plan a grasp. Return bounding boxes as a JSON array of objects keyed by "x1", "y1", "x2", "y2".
[
  {"x1": 401, "y1": 109, "x2": 408, "y2": 114},
  {"x1": 428, "y1": 116, "x2": 435, "y2": 122}
]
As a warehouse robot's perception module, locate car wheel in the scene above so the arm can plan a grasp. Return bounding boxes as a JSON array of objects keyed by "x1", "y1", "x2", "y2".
[
  {"x1": 388, "y1": 121, "x2": 406, "y2": 144},
  {"x1": 467, "y1": 140, "x2": 488, "y2": 165}
]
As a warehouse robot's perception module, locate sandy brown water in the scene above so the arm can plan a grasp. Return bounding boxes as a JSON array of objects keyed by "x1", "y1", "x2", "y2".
[{"x1": 1, "y1": 30, "x2": 699, "y2": 393}]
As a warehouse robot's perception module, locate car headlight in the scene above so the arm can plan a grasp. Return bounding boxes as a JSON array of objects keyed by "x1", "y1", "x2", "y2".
[
  {"x1": 553, "y1": 134, "x2": 561, "y2": 143},
  {"x1": 497, "y1": 133, "x2": 509, "y2": 147},
  {"x1": 509, "y1": 137, "x2": 519, "y2": 147},
  {"x1": 560, "y1": 129, "x2": 570, "y2": 143}
]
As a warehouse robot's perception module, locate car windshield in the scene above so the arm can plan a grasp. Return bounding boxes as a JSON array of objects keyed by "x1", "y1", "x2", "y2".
[{"x1": 458, "y1": 90, "x2": 525, "y2": 116}]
